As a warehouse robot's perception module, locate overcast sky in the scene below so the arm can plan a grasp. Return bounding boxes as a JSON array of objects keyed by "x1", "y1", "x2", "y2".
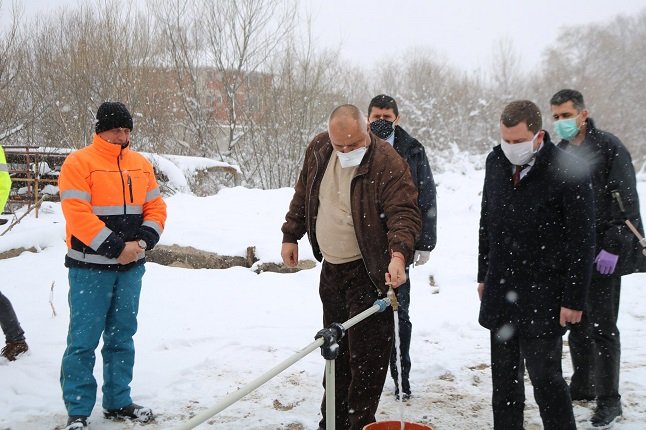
[
  {"x1": 4, "y1": 0, "x2": 646, "y2": 74},
  {"x1": 301, "y1": 0, "x2": 646, "y2": 74}
]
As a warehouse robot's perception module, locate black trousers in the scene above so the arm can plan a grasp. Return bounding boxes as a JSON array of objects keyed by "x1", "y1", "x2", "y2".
[
  {"x1": 568, "y1": 276, "x2": 621, "y2": 403},
  {"x1": 490, "y1": 329, "x2": 575, "y2": 430},
  {"x1": 318, "y1": 259, "x2": 393, "y2": 430},
  {"x1": 389, "y1": 276, "x2": 412, "y2": 394},
  {"x1": 0, "y1": 290, "x2": 25, "y2": 343}
]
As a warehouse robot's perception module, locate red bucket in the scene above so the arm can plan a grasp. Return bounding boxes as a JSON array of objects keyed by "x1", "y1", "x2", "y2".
[{"x1": 363, "y1": 421, "x2": 433, "y2": 430}]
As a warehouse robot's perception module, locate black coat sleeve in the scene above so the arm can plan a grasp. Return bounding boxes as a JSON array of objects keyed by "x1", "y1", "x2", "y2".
[{"x1": 413, "y1": 146, "x2": 437, "y2": 251}]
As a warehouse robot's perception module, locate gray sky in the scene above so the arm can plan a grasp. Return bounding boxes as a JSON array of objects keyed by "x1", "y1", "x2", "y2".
[
  {"x1": 301, "y1": 0, "x2": 646, "y2": 74},
  {"x1": 4, "y1": 0, "x2": 646, "y2": 74}
]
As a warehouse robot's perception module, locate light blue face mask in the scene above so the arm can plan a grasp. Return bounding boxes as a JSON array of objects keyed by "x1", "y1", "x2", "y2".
[{"x1": 554, "y1": 117, "x2": 580, "y2": 141}]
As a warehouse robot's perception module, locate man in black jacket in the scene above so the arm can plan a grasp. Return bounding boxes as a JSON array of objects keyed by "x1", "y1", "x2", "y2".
[
  {"x1": 550, "y1": 89, "x2": 646, "y2": 428},
  {"x1": 478, "y1": 100, "x2": 595, "y2": 430},
  {"x1": 368, "y1": 94, "x2": 437, "y2": 400}
]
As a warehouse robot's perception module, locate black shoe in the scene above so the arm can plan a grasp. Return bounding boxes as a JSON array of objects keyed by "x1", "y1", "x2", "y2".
[
  {"x1": 0, "y1": 218, "x2": 7, "y2": 225},
  {"x1": 104, "y1": 403, "x2": 154, "y2": 423},
  {"x1": 591, "y1": 401, "x2": 622, "y2": 428},
  {"x1": 64, "y1": 416, "x2": 87, "y2": 429},
  {"x1": 394, "y1": 390, "x2": 411, "y2": 401}
]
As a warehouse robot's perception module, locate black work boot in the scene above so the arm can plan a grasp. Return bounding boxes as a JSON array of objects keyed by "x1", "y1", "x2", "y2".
[
  {"x1": 104, "y1": 403, "x2": 154, "y2": 423},
  {"x1": 64, "y1": 416, "x2": 87, "y2": 429},
  {"x1": 591, "y1": 400, "x2": 622, "y2": 428}
]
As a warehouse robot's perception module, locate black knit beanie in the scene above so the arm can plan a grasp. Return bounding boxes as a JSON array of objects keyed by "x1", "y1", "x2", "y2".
[{"x1": 95, "y1": 102, "x2": 133, "y2": 133}]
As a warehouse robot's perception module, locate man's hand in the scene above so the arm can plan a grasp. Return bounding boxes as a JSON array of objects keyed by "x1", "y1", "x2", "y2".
[
  {"x1": 560, "y1": 307, "x2": 583, "y2": 327},
  {"x1": 385, "y1": 252, "x2": 407, "y2": 288},
  {"x1": 413, "y1": 250, "x2": 430, "y2": 266},
  {"x1": 281, "y1": 242, "x2": 299, "y2": 268},
  {"x1": 477, "y1": 282, "x2": 485, "y2": 301},
  {"x1": 117, "y1": 241, "x2": 145, "y2": 265}
]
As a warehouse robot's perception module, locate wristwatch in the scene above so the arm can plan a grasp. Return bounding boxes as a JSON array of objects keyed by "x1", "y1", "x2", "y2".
[{"x1": 138, "y1": 239, "x2": 148, "y2": 250}]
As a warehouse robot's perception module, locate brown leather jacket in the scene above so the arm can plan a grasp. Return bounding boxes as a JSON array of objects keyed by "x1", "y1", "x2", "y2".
[{"x1": 282, "y1": 131, "x2": 421, "y2": 296}]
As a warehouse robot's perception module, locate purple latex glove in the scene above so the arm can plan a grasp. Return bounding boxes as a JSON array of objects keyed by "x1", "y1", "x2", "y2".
[{"x1": 594, "y1": 249, "x2": 619, "y2": 275}]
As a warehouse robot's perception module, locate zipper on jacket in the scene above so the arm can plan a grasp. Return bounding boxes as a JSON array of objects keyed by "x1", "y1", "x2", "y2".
[
  {"x1": 117, "y1": 150, "x2": 127, "y2": 214},
  {"x1": 128, "y1": 175, "x2": 133, "y2": 203}
]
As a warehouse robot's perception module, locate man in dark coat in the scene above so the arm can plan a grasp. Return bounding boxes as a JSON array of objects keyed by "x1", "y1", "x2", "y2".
[
  {"x1": 550, "y1": 89, "x2": 646, "y2": 428},
  {"x1": 281, "y1": 104, "x2": 421, "y2": 430},
  {"x1": 368, "y1": 94, "x2": 437, "y2": 400},
  {"x1": 478, "y1": 100, "x2": 595, "y2": 430}
]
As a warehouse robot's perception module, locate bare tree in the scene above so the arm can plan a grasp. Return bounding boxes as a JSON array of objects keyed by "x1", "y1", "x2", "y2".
[
  {"x1": 539, "y1": 9, "x2": 646, "y2": 162},
  {"x1": 5, "y1": 0, "x2": 642, "y2": 190},
  {"x1": 368, "y1": 48, "x2": 503, "y2": 172},
  {"x1": 148, "y1": 0, "x2": 224, "y2": 158},
  {"x1": 200, "y1": 0, "x2": 296, "y2": 152},
  {"x1": 27, "y1": 0, "x2": 155, "y2": 149},
  {"x1": 0, "y1": 0, "x2": 28, "y2": 143},
  {"x1": 489, "y1": 37, "x2": 523, "y2": 99},
  {"x1": 246, "y1": 39, "x2": 345, "y2": 188}
]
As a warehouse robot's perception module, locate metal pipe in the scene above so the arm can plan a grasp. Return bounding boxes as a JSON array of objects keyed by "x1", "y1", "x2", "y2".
[
  {"x1": 325, "y1": 359, "x2": 335, "y2": 430},
  {"x1": 341, "y1": 298, "x2": 390, "y2": 331},
  {"x1": 171, "y1": 338, "x2": 324, "y2": 430},
  {"x1": 171, "y1": 296, "x2": 393, "y2": 430},
  {"x1": 387, "y1": 287, "x2": 399, "y2": 311}
]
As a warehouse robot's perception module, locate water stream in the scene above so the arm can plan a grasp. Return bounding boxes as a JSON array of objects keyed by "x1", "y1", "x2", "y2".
[{"x1": 392, "y1": 308, "x2": 406, "y2": 430}]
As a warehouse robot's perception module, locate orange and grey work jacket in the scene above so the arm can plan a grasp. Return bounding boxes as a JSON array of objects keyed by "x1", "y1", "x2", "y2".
[{"x1": 58, "y1": 134, "x2": 167, "y2": 271}]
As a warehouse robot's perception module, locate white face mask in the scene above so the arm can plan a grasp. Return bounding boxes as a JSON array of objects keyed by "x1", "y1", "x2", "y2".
[
  {"x1": 500, "y1": 133, "x2": 538, "y2": 165},
  {"x1": 336, "y1": 146, "x2": 367, "y2": 168}
]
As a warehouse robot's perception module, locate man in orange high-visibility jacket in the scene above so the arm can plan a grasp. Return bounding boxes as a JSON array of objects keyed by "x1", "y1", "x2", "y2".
[{"x1": 58, "y1": 102, "x2": 167, "y2": 430}]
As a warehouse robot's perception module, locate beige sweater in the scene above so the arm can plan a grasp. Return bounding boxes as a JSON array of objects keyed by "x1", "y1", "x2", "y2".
[{"x1": 315, "y1": 154, "x2": 361, "y2": 264}]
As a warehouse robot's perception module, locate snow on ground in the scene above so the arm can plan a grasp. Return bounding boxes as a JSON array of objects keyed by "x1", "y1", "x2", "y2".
[{"x1": 1, "y1": 168, "x2": 646, "y2": 430}]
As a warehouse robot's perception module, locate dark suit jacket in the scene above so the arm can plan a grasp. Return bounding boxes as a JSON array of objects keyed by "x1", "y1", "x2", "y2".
[{"x1": 478, "y1": 133, "x2": 595, "y2": 337}]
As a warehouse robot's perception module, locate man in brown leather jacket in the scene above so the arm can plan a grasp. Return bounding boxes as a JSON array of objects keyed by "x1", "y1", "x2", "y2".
[{"x1": 281, "y1": 104, "x2": 421, "y2": 430}]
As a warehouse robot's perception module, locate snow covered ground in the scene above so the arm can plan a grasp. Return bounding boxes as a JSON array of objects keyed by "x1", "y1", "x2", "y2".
[{"x1": 1, "y1": 166, "x2": 646, "y2": 430}]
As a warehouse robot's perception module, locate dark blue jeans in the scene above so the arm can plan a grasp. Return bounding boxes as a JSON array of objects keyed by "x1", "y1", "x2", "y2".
[{"x1": 0, "y1": 290, "x2": 25, "y2": 343}]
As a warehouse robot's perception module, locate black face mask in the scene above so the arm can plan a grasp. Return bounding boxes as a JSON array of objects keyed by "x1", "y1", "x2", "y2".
[{"x1": 370, "y1": 118, "x2": 395, "y2": 140}]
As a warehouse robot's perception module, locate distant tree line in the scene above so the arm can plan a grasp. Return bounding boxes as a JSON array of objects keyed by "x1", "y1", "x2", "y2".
[{"x1": 1, "y1": 0, "x2": 645, "y2": 190}]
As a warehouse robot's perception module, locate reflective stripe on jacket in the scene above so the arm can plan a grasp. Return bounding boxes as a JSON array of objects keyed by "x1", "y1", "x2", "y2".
[{"x1": 58, "y1": 135, "x2": 167, "y2": 270}]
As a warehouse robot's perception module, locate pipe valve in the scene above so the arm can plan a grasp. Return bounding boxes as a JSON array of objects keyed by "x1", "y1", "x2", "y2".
[{"x1": 387, "y1": 287, "x2": 399, "y2": 311}]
